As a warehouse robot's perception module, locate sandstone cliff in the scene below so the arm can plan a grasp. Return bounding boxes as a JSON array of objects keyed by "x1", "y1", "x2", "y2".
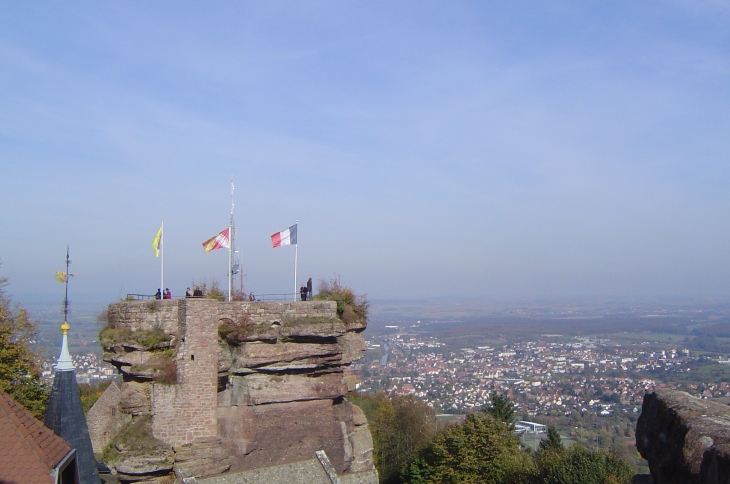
[
  {"x1": 95, "y1": 299, "x2": 375, "y2": 483},
  {"x1": 636, "y1": 389, "x2": 730, "y2": 484}
]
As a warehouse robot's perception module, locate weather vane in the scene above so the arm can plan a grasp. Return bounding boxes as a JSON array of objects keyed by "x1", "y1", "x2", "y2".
[{"x1": 54, "y1": 246, "x2": 75, "y2": 325}]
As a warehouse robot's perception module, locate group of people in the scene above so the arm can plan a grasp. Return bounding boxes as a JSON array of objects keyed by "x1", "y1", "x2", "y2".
[
  {"x1": 300, "y1": 277, "x2": 313, "y2": 301},
  {"x1": 154, "y1": 286, "x2": 204, "y2": 299},
  {"x1": 153, "y1": 281, "x2": 311, "y2": 301}
]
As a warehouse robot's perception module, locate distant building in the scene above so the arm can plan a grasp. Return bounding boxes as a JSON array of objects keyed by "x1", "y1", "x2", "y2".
[
  {"x1": 87, "y1": 380, "x2": 123, "y2": 454},
  {"x1": 515, "y1": 421, "x2": 547, "y2": 434}
]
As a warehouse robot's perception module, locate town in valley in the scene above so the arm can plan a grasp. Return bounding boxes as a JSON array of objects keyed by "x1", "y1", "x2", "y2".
[{"x1": 32, "y1": 298, "x2": 730, "y2": 472}]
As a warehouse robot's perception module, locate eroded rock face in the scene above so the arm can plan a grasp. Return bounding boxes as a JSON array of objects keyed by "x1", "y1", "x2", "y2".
[
  {"x1": 217, "y1": 398, "x2": 372, "y2": 475},
  {"x1": 231, "y1": 341, "x2": 342, "y2": 372},
  {"x1": 119, "y1": 381, "x2": 151, "y2": 416},
  {"x1": 114, "y1": 451, "x2": 175, "y2": 484},
  {"x1": 107, "y1": 416, "x2": 175, "y2": 483},
  {"x1": 346, "y1": 404, "x2": 375, "y2": 473},
  {"x1": 636, "y1": 389, "x2": 730, "y2": 484},
  {"x1": 101, "y1": 299, "x2": 374, "y2": 482},
  {"x1": 228, "y1": 372, "x2": 346, "y2": 405},
  {"x1": 173, "y1": 436, "x2": 231, "y2": 479}
]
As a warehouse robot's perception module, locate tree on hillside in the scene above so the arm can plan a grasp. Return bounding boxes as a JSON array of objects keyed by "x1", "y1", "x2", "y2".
[
  {"x1": 539, "y1": 445, "x2": 634, "y2": 484},
  {"x1": 350, "y1": 392, "x2": 437, "y2": 484},
  {"x1": 539, "y1": 425, "x2": 564, "y2": 453},
  {"x1": 0, "y1": 270, "x2": 49, "y2": 419},
  {"x1": 401, "y1": 411, "x2": 535, "y2": 484},
  {"x1": 484, "y1": 391, "x2": 515, "y2": 428}
]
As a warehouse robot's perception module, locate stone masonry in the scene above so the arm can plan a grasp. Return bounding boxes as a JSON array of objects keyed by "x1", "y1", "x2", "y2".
[
  {"x1": 151, "y1": 300, "x2": 219, "y2": 446},
  {"x1": 86, "y1": 381, "x2": 123, "y2": 454}
]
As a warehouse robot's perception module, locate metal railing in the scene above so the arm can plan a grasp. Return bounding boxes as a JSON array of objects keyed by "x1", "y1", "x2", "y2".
[
  {"x1": 125, "y1": 293, "x2": 156, "y2": 301},
  {"x1": 125, "y1": 293, "x2": 311, "y2": 302},
  {"x1": 250, "y1": 293, "x2": 297, "y2": 302}
]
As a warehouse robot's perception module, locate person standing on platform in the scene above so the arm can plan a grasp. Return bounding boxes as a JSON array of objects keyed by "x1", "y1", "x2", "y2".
[
  {"x1": 164, "y1": 288, "x2": 172, "y2": 299},
  {"x1": 155, "y1": 288, "x2": 162, "y2": 300},
  {"x1": 300, "y1": 284, "x2": 308, "y2": 301}
]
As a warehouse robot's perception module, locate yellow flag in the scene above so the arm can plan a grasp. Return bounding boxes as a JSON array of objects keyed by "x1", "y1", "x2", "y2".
[
  {"x1": 152, "y1": 226, "x2": 162, "y2": 257},
  {"x1": 54, "y1": 272, "x2": 67, "y2": 283}
]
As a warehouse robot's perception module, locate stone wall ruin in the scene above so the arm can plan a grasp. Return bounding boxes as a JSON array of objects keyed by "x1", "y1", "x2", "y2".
[{"x1": 97, "y1": 299, "x2": 375, "y2": 482}]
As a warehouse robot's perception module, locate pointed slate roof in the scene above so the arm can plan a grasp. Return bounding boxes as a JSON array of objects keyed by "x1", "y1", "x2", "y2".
[
  {"x1": 0, "y1": 387, "x2": 74, "y2": 484},
  {"x1": 44, "y1": 322, "x2": 100, "y2": 484}
]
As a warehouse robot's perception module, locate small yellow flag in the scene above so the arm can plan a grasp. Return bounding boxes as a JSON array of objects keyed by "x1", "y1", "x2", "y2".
[
  {"x1": 152, "y1": 226, "x2": 162, "y2": 257},
  {"x1": 54, "y1": 272, "x2": 67, "y2": 283}
]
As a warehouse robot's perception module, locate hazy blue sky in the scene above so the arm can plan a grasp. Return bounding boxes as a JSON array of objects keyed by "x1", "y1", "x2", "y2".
[{"x1": 1, "y1": 2, "x2": 729, "y2": 305}]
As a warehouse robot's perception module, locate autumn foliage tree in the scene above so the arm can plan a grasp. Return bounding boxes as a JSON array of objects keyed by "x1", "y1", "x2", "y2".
[
  {"x1": 349, "y1": 393, "x2": 437, "y2": 484},
  {"x1": 0, "y1": 270, "x2": 49, "y2": 419}
]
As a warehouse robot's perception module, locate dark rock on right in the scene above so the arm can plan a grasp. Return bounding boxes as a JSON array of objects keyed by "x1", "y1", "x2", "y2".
[{"x1": 636, "y1": 389, "x2": 730, "y2": 484}]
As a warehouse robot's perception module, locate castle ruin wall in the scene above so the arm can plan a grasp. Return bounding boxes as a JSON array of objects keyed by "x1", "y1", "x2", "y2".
[{"x1": 103, "y1": 298, "x2": 374, "y2": 479}]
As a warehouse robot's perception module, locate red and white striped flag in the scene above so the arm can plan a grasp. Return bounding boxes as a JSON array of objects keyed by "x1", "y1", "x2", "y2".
[
  {"x1": 202, "y1": 228, "x2": 230, "y2": 253},
  {"x1": 271, "y1": 224, "x2": 297, "y2": 248}
]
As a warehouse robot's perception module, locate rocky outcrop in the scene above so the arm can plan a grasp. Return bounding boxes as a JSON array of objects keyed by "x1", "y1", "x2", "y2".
[
  {"x1": 105, "y1": 416, "x2": 175, "y2": 483},
  {"x1": 97, "y1": 299, "x2": 374, "y2": 482},
  {"x1": 173, "y1": 437, "x2": 231, "y2": 480},
  {"x1": 347, "y1": 404, "x2": 375, "y2": 473},
  {"x1": 636, "y1": 389, "x2": 730, "y2": 484},
  {"x1": 114, "y1": 451, "x2": 175, "y2": 484}
]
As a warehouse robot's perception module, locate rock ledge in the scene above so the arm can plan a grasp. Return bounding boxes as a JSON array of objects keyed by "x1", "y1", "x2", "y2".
[{"x1": 636, "y1": 389, "x2": 730, "y2": 484}]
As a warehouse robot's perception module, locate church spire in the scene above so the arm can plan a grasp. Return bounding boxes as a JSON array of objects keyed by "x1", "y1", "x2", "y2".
[
  {"x1": 55, "y1": 246, "x2": 74, "y2": 371},
  {"x1": 45, "y1": 247, "x2": 99, "y2": 484},
  {"x1": 55, "y1": 321, "x2": 74, "y2": 371}
]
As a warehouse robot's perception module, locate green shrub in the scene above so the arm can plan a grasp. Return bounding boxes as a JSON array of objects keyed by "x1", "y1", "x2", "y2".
[
  {"x1": 129, "y1": 354, "x2": 177, "y2": 384},
  {"x1": 101, "y1": 441, "x2": 121, "y2": 464},
  {"x1": 218, "y1": 315, "x2": 264, "y2": 345},
  {"x1": 401, "y1": 412, "x2": 536, "y2": 484},
  {"x1": 99, "y1": 326, "x2": 171, "y2": 350},
  {"x1": 539, "y1": 445, "x2": 635, "y2": 484},
  {"x1": 348, "y1": 392, "x2": 438, "y2": 484},
  {"x1": 102, "y1": 415, "x2": 168, "y2": 463},
  {"x1": 313, "y1": 278, "x2": 368, "y2": 326}
]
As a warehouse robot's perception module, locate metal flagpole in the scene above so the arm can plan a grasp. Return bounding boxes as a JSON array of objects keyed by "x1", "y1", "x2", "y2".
[
  {"x1": 160, "y1": 221, "x2": 164, "y2": 295},
  {"x1": 228, "y1": 179, "x2": 234, "y2": 302},
  {"x1": 294, "y1": 220, "x2": 298, "y2": 301}
]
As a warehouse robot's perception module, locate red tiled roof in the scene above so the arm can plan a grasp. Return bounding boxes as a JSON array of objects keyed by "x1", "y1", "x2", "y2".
[{"x1": 0, "y1": 388, "x2": 73, "y2": 484}]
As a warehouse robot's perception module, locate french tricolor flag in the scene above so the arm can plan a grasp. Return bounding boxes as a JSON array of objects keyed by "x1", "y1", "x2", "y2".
[{"x1": 271, "y1": 224, "x2": 297, "y2": 248}]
